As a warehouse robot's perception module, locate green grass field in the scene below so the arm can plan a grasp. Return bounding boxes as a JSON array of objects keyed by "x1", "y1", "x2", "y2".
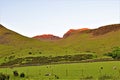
[{"x1": 0, "y1": 61, "x2": 120, "y2": 80}]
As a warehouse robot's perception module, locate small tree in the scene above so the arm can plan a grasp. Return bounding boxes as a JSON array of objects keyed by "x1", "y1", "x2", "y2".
[{"x1": 106, "y1": 47, "x2": 120, "y2": 59}]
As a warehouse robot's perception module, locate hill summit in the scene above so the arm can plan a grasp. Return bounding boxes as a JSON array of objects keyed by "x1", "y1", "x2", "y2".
[
  {"x1": 33, "y1": 24, "x2": 120, "y2": 40},
  {"x1": 63, "y1": 28, "x2": 89, "y2": 38},
  {"x1": 91, "y1": 24, "x2": 120, "y2": 36},
  {"x1": 33, "y1": 34, "x2": 61, "y2": 40}
]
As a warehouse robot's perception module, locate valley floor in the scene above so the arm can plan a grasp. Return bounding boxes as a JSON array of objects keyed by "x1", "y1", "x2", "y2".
[{"x1": 0, "y1": 61, "x2": 120, "y2": 80}]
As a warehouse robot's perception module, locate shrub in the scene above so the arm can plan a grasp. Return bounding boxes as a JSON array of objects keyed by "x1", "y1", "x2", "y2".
[
  {"x1": 13, "y1": 71, "x2": 19, "y2": 76},
  {"x1": 105, "y1": 47, "x2": 120, "y2": 59},
  {"x1": 8, "y1": 55, "x2": 15, "y2": 60},
  {"x1": 28, "y1": 52, "x2": 32, "y2": 55},
  {"x1": 55, "y1": 75, "x2": 59, "y2": 79},
  {"x1": 0, "y1": 73, "x2": 10, "y2": 80},
  {"x1": 100, "y1": 67, "x2": 103, "y2": 69},
  {"x1": 39, "y1": 52, "x2": 42, "y2": 54},
  {"x1": 20, "y1": 73, "x2": 25, "y2": 78}
]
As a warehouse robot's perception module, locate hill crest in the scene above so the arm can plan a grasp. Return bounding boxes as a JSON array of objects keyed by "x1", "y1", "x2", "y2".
[
  {"x1": 91, "y1": 24, "x2": 120, "y2": 36},
  {"x1": 33, "y1": 34, "x2": 61, "y2": 40},
  {"x1": 63, "y1": 28, "x2": 89, "y2": 38}
]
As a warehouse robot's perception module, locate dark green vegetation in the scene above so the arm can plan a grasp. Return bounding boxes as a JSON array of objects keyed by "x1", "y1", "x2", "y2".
[
  {"x1": 105, "y1": 47, "x2": 120, "y2": 59},
  {"x1": 0, "y1": 24, "x2": 120, "y2": 66},
  {"x1": 0, "y1": 73, "x2": 9, "y2": 80},
  {"x1": 0, "y1": 53, "x2": 95, "y2": 66}
]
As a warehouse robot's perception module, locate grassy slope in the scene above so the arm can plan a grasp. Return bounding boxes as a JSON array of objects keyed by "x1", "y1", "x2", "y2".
[
  {"x1": 56, "y1": 29, "x2": 120, "y2": 56},
  {"x1": 0, "y1": 24, "x2": 60, "y2": 63},
  {"x1": 0, "y1": 24, "x2": 120, "y2": 64}
]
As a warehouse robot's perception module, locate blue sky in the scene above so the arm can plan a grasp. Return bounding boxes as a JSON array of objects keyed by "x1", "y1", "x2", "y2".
[{"x1": 0, "y1": 0, "x2": 120, "y2": 37}]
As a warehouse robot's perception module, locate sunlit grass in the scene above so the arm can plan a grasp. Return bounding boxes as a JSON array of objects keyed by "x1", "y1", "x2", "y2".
[{"x1": 0, "y1": 61, "x2": 120, "y2": 80}]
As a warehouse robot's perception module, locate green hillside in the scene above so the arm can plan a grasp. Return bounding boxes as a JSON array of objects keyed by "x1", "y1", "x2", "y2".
[
  {"x1": 0, "y1": 24, "x2": 120, "y2": 66},
  {"x1": 0, "y1": 24, "x2": 59, "y2": 60},
  {"x1": 56, "y1": 24, "x2": 120, "y2": 55}
]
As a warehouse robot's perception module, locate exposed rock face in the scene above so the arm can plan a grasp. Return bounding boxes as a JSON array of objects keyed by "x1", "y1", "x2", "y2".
[
  {"x1": 33, "y1": 34, "x2": 61, "y2": 40},
  {"x1": 63, "y1": 28, "x2": 89, "y2": 38}
]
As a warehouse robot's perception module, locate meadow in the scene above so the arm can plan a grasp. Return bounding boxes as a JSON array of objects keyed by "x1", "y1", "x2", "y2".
[{"x1": 0, "y1": 61, "x2": 120, "y2": 80}]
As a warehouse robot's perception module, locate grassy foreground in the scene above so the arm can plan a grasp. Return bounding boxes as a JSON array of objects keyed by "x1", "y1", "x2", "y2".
[{"x1": 0, "y1": 61, "x2": 120, "y2": 80}]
